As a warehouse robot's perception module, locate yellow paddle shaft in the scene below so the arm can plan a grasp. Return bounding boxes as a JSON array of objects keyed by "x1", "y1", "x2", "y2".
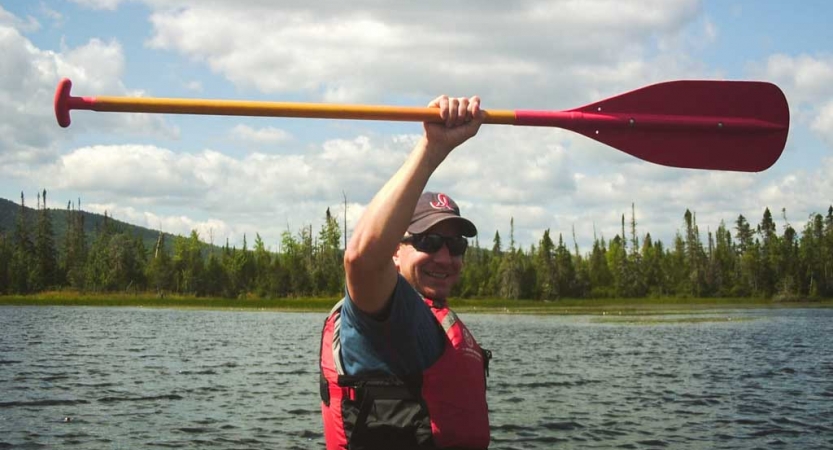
[{"x1": 85, "y1": 96, "x2": 518, "y2": 125}]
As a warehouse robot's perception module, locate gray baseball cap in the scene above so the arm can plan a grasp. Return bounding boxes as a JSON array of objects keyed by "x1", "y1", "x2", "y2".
[{"x1": 407, "y1": 192, "x2": 477, "y2": 237}]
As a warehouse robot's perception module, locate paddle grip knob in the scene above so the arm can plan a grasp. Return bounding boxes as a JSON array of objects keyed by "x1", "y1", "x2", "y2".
[{"x1": 54, "y1": 78, "x2": 74, "y2": 128}]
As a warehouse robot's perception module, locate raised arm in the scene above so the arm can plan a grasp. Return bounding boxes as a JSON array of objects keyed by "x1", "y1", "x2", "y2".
[{"x1": 344, "y1": 95, "x2": 483, "y2": 315}]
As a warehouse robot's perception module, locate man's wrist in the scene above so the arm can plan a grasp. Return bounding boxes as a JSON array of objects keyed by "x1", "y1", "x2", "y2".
[{"x1": 418, "y1": 137, "x2": 452, "y2": 168}]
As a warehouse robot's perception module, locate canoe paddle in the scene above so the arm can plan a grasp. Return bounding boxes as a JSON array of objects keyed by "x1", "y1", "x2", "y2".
[{"x1": 54, "y1": 78, "x2": 789, "y2": 172}]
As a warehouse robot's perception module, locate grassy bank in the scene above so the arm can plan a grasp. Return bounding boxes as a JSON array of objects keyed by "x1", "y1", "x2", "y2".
[
  {"x1": 2, "y1": 291, "x2": 832, "y2": 314},
  {"x1": 0, "y1": 291, "x2": 337, "y2": 311},
  {"x1": 451, "y1": 296, "x2": 833, "y2": 315}
]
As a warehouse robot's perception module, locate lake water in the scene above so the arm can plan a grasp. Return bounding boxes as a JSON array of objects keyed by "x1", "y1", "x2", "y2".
[{"x1": 1, "y1": 306, "x2": 832, "y2": 449}]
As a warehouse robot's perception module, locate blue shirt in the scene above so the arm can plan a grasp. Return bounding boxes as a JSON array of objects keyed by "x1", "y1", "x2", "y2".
[{"x1": 339, "y1": 275, "x2": 445, "y2": 377}]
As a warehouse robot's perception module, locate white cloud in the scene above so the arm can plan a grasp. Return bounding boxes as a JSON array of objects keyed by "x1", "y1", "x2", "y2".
[
  {"x1": 703, "y1": 18, "x2": 718, "y2": 43},
  {"x1": 143, "y1": 0, "x2": 705, "y2": 107},
  {"x1": 183, "y1": 80, "x2": 202, "y2": 92},
  {"x1": 756, "y1": 157, "x2": 833, "y2": 219},
  {"x1": 0, "y1": 24, "x2": 69, "y2": 168},
  {"x1": 760, "y1": 54, "x2": 833, "y2": 103},
  {"x1": 52, "y1": 145, "x2": 203, "y2": 198},
  {"x1": 754, "y1": 54, "x2": 833, "y2": 150},
  {"x1": 38, "y1": 3, "x2": 64, "y2": 27},
  {"x1": 811, "y1": 100, "x2": 833, "y2": 146},
  {"x1": 32, "y1": 128, "x2": 598, "y2": 249},
  {"x1": 0, "y1": 18, "x2": 176, "y2": 177},
  {"x1": 0, "y1": 5, "x2": 40, "y2": 33},
  {"x1": 69, "y1": 0, "x2": 125, "y2": 11},
  {"x1": 563, "y1": 157, "x2": 833, "y2": 249},
  {"x1": 230, "y1": 124, "x2": 292, "y2": 144},
  {"x1": 86, "y1": 201, "x2": 234, "y2": 246},
  {"x1": 38, "y1": 134, "x2": 409, "y2": 239},
  {"x1": 436, "y1": 127, "x2": 575, "y2": 205}
]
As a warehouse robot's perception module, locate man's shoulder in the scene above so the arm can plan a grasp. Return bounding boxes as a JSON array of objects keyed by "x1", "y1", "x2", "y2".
[{"x1": 342, "y1": 274, "x2": 427, "y2": 316}]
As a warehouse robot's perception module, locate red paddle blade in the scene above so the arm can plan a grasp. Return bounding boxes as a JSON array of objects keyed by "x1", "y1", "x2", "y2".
[{"x1": 516, "y1": 81, "x2": 789, "y2": 172}]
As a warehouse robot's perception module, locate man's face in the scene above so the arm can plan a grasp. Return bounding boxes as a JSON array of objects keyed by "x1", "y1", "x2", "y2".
[{"x1": 394, "y1": 221, "x2": 466, "y2": 301}]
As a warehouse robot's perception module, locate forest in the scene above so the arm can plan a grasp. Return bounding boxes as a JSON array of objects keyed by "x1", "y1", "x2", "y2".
[{"x1": 2, "y1": 190, "x2": 832, "y2": 301}]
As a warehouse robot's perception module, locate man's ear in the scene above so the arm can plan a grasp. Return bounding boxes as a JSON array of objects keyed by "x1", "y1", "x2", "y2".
[{"x1": 392, "y1": 244, "x2": 402, "y2": 269}]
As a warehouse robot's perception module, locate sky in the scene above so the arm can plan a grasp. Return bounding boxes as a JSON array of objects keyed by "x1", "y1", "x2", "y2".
[{"x1": 1, "y1": 0, "x2": 832, "y2": 253}]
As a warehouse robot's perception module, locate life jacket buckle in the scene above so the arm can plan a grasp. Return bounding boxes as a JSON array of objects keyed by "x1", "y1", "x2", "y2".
[{"x1": 482, "y1": 348, "x2": 492, "y2": 377}]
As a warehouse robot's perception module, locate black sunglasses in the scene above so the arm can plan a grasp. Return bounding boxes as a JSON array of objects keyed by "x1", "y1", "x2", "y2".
[{"x1": 401, "y1": 233, "x2": 469, "y2": 257}]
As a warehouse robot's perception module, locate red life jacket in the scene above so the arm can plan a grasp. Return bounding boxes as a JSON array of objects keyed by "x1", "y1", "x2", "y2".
[{"x1": 319, "y1": 298, "x2": 492, "y2": 450}]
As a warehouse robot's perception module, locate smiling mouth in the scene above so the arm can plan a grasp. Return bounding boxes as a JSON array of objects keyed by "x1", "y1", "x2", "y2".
[{"x1": 424, "y1": 271, "x2": 450, "y2": 279}]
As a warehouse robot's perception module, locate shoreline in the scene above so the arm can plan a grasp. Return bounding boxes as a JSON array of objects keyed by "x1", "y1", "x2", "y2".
[{"x1": 2, "y1": 293, "x2": 831, "y2": 315}]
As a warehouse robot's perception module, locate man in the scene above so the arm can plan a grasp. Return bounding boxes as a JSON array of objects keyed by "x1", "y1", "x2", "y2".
[{"x1": 319, "y1": 95, "x2": 491, "y2": 449}]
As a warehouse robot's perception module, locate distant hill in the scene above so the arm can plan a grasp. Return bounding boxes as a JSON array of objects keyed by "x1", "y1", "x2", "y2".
[{"x1": 0, "y1": 196, "x2": 169, "y2": 254}]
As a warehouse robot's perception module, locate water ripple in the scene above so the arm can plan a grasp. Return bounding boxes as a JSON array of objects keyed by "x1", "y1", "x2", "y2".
[{"x1": 2, "y1": 306, "x2": 832, "y2": 449}]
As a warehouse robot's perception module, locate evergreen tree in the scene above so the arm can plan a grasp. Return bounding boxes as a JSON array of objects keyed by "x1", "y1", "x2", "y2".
[
  {"x1": 222, "y1": 240, "x2": 242, "y2": 296},
  {"x1": 455, "y1": 235, "x2": 490, "y2": 298},
  {"x1": 238, "y1": 234, "x2": 256, "y2": 294},
  {"x1": 683, "y1": 210, "x2": 707, "y2": 297},
  {"x1": 147, "y1": 232, "x2": 174, "y2": 295},
  {"x1": 588, "y1": 236, "x2": 613, "y2": 297},
  {"x1": 775, "y1": 209, "x2": 800, "y2": 298},
  {"x1": 62, "y1": 200, "x2": 87, "y2": 289},
  {"x1": 107, "y1": 233, "x2": 144, "y2": 291},
  {"x1": 11, "y1": 192, "x2": 34, "y2": 293},
  {"x1": 757, "y1": 208, "x2": 778, "y2": 297},
  {"x1": 281, "y1": 228, "x2": 312, "y2": 296},
  {"x1": 187, "y1": 230, "x2": 206, "y2": 295},
  {"x1": 203, "y1": 251, "x2": 227, "y2": 297},
  {"x1": 32, "y1": 190, "x2": 60, "y2": 291},
  {"x1": 0, "y1": 229, "x2": 10, "y2": 294},
  {"x1": 84, "y1": 214, "x2": 144, "y2": 292},
  {"x1": 570, "y1": 226, "x2": 590, "y2": 298},
  {"x1": 627, "y1": 205, "x2": 646, "y2": 297},
  {"x1": 641, "y1": 233, "x2": 664, "y2": 296},
  {"x1": 518, "y1": 244, "x2": 537, "y2": 300},
  {"x1": 271, "y1": 250, "x2": 291, "y2": 297},
  {"x1": 799, "y1": 214, "x2": 824, "y2": 298},
  {"x1": 497, "y1": 218, "x2": 522, "y2": 299},
  {"x1": 84, "y1": 213, "x2": 112, "y2": 291},
  {"x1": 712, "y1": 221, "x2": 737, "y2": 296},
  {"x1": 253, "y1": 233, "x2": 274, "y2": 297},
  {"x1": 171, "y1": 231, "x2": 205, "y2": 295},
  {"x1": 491, "y1": 230, "x2": 502, "y2": 256},
  {"x1": 667, "y1": 232, "x2": 688, "y2": 296},
  {"x1": 485, "y1": 231, "x2": 504, "y2": 297},
  {"x1": 131, "y1": 233, "x2": 148, "y2": 291},
  {"x1": 735, "y1": 214, "x2": 756, "y2": 295},
  {"x1": 535, "y1": 229, "x2": 557, "y2": 299},
  {"x1": 314, "y1": 208, "x2": 344, "y2": 296},
  {"x1": 821, "y1": 206, "x2": 833, "y2": 296},
  {"x1": 554, "y1": 234, "x2": 575, "y2": 298},
  {"x1": 735, "y1": 214, "x2": 754, "y2": 253},
  {"x1": 606, "y1": 234, "x2": 627, "y2": 297}
]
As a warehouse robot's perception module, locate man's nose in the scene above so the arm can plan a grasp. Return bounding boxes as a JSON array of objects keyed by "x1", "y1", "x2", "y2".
[{"x1": 431, "y1": 242, "x2": 454, "y2": 262}]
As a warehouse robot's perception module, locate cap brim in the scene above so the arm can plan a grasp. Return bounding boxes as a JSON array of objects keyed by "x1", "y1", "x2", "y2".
[{"x1": 408, "y1": 216, "x2": 477, "y2": 237}]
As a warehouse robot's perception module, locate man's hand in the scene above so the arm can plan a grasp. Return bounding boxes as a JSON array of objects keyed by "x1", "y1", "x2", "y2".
[{"x1": 423, "y1": 95, "x2": 484, "y2": 153}]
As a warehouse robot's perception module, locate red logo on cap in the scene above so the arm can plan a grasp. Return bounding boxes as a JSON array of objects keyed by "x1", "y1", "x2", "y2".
[{"x1": 430, "y1": 193, "x2": 454, "y2": 210}]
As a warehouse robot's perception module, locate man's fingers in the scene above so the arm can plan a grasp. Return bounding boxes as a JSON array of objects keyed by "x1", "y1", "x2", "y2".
[
  {"x1": 470, "y1": 96, "x2": 481, "y2": 119},
  {"x1": 446, "y1": 97, "x2": 460, "y2": 127},
  {"x1": 428, "y1": 95, "x2": 482, "y2": 128},
  {"x1": 431, "y1": 95, "x2": 449, "y2": 121},
  {"x1": 457, "y1": 97, "x2": 470, "y2": 124}
]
